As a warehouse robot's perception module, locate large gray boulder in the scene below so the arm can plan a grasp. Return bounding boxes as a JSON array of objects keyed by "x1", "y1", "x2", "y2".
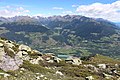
[{"x1": 0, "y1": 54, "x2": 23, "y2": 71}]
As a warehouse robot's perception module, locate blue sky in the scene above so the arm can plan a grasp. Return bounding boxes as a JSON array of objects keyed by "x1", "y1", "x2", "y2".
[{"x1": 0, "y1": 0, "x2": 120, "y2": 22}]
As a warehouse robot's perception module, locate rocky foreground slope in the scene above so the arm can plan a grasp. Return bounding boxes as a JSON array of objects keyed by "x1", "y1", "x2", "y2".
[{"x1": 0, "y1": 37, "x2": 119, "y2": 80}]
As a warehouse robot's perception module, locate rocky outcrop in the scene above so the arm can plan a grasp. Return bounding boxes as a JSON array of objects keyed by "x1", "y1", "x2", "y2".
[
  {"x1": 4, "y1": 42, "x2": 15, "y2": 48},
  {"x1": 0, "y1": 38, "x2": 40, "y2": 71},
  {"x1": 18, "y1": 44, "x2": 31, "y2": 52},
  {"x1": 16, "y1": 51, "x2": 29, "y2": 60},
  {"x1": 65, "y1": 57, "x2": 82, "y2": 65}
]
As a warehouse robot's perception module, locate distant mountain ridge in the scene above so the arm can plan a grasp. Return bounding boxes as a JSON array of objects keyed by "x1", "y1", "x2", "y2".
[
  {"x1": 0, "y1": 15, "x2": 119, "y2": 41},
  {"x1": 0, "y1": 15, "x2": 119, "y2": 40}
]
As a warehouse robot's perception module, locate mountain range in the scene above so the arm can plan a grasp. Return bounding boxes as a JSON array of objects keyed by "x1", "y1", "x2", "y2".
[{"x1": 0, "y1": 15, "x2": 120, "y2": 59}]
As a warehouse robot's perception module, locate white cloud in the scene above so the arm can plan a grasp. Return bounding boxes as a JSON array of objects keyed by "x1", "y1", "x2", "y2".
[
  {"x1": 76, "y1": 0, "x2": 120, "y2": 22},
  {"x1": 33, "y1": 14, "x2": 46, "y2": 17},
  {"x1": 33, "y1": 13, "x2": 53, "y2": 17},
  {"x1": 62, "y1": 11, "x2": 73, "y2": 14},
  {"x1": 0, "y1": 6, "x2": 30, "y2": 17},
  {"x1": 72, "y1": 5, "x2": 79, "y2": 7},
  {"x1": 16, "y1": 7, "x2": 24, "y2": 11},
  {"x1": 53, "y1": 7, "x2": 63, "y2": 10},
  {"x1": 6, "y1": 6, "x2": 10, "y2": 9},
  {"x1": 61, "y1": 10, "x2": 78, "y2": 16}
]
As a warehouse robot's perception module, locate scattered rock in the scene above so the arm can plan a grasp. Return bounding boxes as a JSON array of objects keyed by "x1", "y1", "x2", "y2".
[
  {"x1": 32, "y1": 50, "x2": 42, "y2": 56},
  {"x1": 36, "y1": 76, "x2": 40, "y2": 80},
  {"x1": 44, "y1": 77, "x2": 47, "y2": 80},
  {"x1": 16, "y1": 51, "x2": 29, "y2": 60},
  {"x1": 4, "y1": 42, "x2": 15, "y2": 48},
  {"x1": 0, "y1": 43, "x2": 4, "y2": 47},
  {"x1": 47, "y1": 60, "x2": 54, "y2": 63},
  {"x1": 40, "y1": 74, "x2": 44, "y2": 77},
  {"x1": 20, "y1": 71, "x2": 23, "y2": 73},
  {"x1": 16, "y1": 51, "x2": 28, "y2": 58},
  {"x1": 19, "y1": 44, "x2": 31, "y2": 52},
  {"x1": 85, "y1": 76, "x2": 94, "y2": 80},
  {"x1": 54, "y1": 57, "x2": 62, "y2": 63},
  {"x1": 46, "y1": 57, "x2": 51, "y2": 61},
  {"x1": 30, "y1": 56, "x2": 43, "y2": 64},
  {"x1": 36, "y1": 73, "x2": 40, "y2": 75},
  {"x1": 0, "y1": 73, "x2": 10, "y2": 77},
  {"x1": 56, "y1": 71, "x2": 63, "y2": 76},
  {"x1": 115, "y1": 64, "x2": 119, "y2": 68},
  {"x1": 65, "y1": 57, "x2": 82, "y2": 65},
  {"x1": 20, "y1": 68, "x2": 25, "y2": 71},
  {"x1": 97, "y1": 64, "x2": 106, "y2": 69},
  {"x1": 103, "y1": 73, "x2": 113, "y2": 79},
  {"x1": 84, "y1": 64, "x2": 98, "y2": 72}
]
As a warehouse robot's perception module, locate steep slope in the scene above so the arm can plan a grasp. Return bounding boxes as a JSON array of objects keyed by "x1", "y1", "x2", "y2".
[
  {"x1": 39, "y1": 15, "x2": 118, "y2": 40},
  {"x1": 0, "y1": 37, "x2": 119, "y2": 80},
  {"x1": 0, "y1": 22, "x2": 49, "y2": 32},
  {"x1": 0, "y1": 21, "x2": 53, "y2": 45},
  {"x1": 63, "y1": 17, "x2": 117, "y2": 39}
]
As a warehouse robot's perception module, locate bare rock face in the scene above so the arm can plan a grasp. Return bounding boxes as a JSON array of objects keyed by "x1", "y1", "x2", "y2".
[{"x1": 0, "y1": 54, "x2": 23, "y2": 71}]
